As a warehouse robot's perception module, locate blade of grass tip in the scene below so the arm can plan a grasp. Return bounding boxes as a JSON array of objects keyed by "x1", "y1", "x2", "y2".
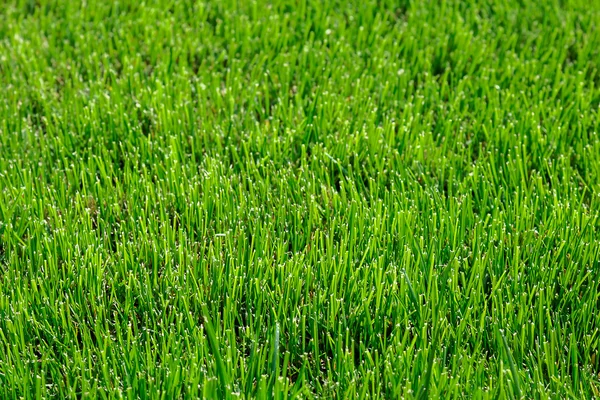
[
  {"x1": 590, "y1": 380, "x2": 600, "y2": 399},
  {"x1": 402, "y1": 269, "x2": 421, "y2": 326},
  {"x1": 498, "y1": 326, "x2": 522, "y2": 400},
  {"x1": 273, "y1": 322, "x2": 280, "y2": 377},
  {"x1": 324, "y1": 152, "x2": 348, "y2": 176},
  {"x1": 201, "y1": 304, "x2": 230, "y2": 398},
  {"x1": 418, "y1": 328, "x2": 439, "y2": 400},
  {"x1": 417, "y1": 298, "x2": 440, "y2": 400},
  {"x1": 270, "y1": 322, "x2": 280, "y2": 398}
]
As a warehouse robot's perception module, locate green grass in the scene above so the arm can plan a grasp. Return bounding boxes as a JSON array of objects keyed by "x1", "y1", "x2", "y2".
[{"x1": 1, "y1": 0, "x2": 600, "y2": 398}]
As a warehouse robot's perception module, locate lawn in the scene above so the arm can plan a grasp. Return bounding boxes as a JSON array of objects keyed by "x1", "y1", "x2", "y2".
[{"x1": 1, "y1": 0, "x2": 600, "y2": 398}]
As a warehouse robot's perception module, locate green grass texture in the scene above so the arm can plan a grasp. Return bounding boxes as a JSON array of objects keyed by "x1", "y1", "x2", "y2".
[{"x1": 1, "y1": 0, "x2": 600, "y2": 398}]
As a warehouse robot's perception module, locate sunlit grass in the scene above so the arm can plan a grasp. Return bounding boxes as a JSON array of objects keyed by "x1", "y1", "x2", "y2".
[{"x1": 1, "y1": 0, "x2": 599, "y2": 398}]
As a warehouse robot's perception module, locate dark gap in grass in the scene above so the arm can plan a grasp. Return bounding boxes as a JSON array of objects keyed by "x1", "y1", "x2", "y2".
[
  {"x1": 23, "y1": 0, "x2": 38, "y2": 16},
  {"x1": 137, "y1": 107, "x2": 155, "y2": 137},
  {"x1": 26, "y1": 95, "x2": 47, "y2": 135},
  {"x1": 431, "y1": 54, "x2": 451, "y2": 79},
  {"x1": 54, "y1": 73, "x2": 65, "y2": 98},
  {"x1": 384, "y1": 0, "x2": 410, "y2": 22},
  {"x1": 74, "y1": 314, "x2": 99, "y2": 351},
  {"x1": 565, "y1": 42, "x2": 579, "y2": 68},
  {"x1": 324, "y1": 157, "x2": 345, "y2": 193},
  {"x1": 0, "y1": 232, "x2": 5, "y2": 267},
  {"x1": 189, "y1": 52, "x2": 205, "y2": 76}
]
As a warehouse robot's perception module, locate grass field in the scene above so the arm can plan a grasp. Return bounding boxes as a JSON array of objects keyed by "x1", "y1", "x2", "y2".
[{"x1": 1, "y1": 0, "x2": 600, "y2": 398}]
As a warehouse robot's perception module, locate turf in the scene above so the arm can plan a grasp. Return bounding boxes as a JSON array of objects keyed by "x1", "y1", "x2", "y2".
[{"x1": 1, "y1": 0, "x2": 600, "y2": 398}]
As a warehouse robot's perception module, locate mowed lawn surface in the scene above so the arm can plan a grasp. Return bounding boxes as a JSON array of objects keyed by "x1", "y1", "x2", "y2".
[{"x1": 1, "y1": 0, "x2": 600, "y2": 398}]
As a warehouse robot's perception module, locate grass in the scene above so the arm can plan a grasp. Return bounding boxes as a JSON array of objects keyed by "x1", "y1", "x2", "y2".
[{"x1": 1, "y1": 0, "x2": 600, "y2": 398}]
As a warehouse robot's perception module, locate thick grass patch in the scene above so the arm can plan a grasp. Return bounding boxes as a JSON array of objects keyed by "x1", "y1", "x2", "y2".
[{"x1": 1, "y1": 0, "x2": 600, "y2": 398}]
